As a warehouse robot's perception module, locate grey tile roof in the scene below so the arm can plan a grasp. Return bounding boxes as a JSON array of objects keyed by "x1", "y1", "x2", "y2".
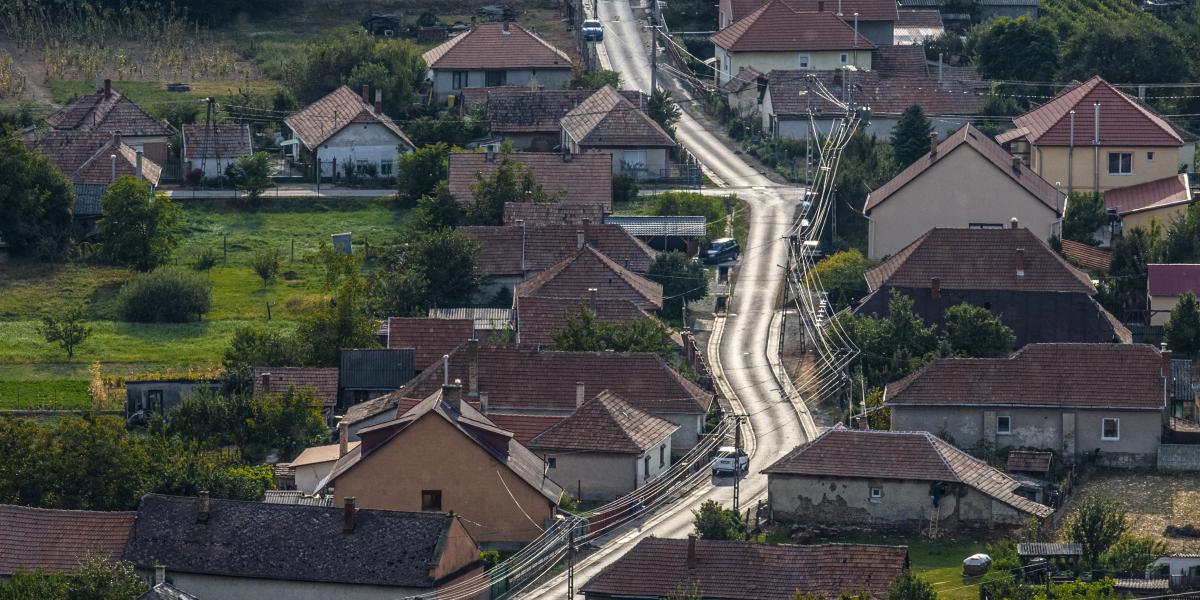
[
  {"x1": 74, "y1": 183, "x2": 107, "y2": 217},
  {"x1": 527, "y1": 390, "x2": 678, "y2": 454},
  {"x1": 561, "y1": 86, "x2": 675, "y2": 149},
  {"x1": 1172, "y1": 359, "x2": 1194, "y2": 401},
  {"x1": 604, "y1": 215, "x2": 708, "y2": 237},
  {"x1": 181, "y1": 123, "x2": 252, "y2": 160}
]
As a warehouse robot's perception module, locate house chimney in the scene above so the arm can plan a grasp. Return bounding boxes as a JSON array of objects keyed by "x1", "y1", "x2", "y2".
[
  {"x1": 503, "y1": 21, "x2": 511, "y2": 33},
  {"x1": 197, "y1": 491, "x2": 210, "y2": 523},
  {"x1": 443, "y1": 354, "x2": 450, "y2": 385},
  {"x1": 467, "y1": 339, "x2": 479, "y2": 394},
  {"x1": 931, "y1": 277, "x2": 941, "y2": 299},
  {"x1": 1011, "y1": 155, "x2": 1021, "y2": 173},
  {"x1": 929, "y1": 132, "x2": 938, "y2": 158},
  {"x1": 576, "y1": 229, "x2": 585, "y2": 250},
  {"x1": 1010, "y1": 217, "x2": 1019, "y2": 230},
  {"x1": 480, "y1": 392, "x2": 489, "y2": 414},
  {"x1": 818, "y1": 0, "x2": 824, "y2": 10},
  {"x1": 154, "y1": 565, "x2": 166, "y2": 586},
  {"x1": 1162, "y1": 342, "x2": 1173, "y2": 377},
  {"x1": 110, "y1": 154, "x2": 117, "y2": 183},
  {"x1": 576, "y1": 382, "x2": 586, "y2": 408},
  {"x1": 1015, "y1": 248, "x2": 1026, "y2": 277},
  {"x1": 260, "y1": 372, "x2": 270, "y2": 394},
  {"x1": 343, "y1": 497, "x2": 357, "y2": 532},
  {"x1": 136, "y1": 150, "x2": 144, "y2": 180},
  {"x1": 444, "y1": 379, "x2": 465, "y2": 413},
  {"x1": 687, "y1": 534, "x2": 698, "y2": 569},
  {"x1": 361, "y1": 85, "x2": 369, "y2": 104},
  {"x1": 113, "y1": 130, "x2": 122, "y2": 148},
  {"x1": 374, "y1": 89, "x2": 383, "y2": 115},
  {"x1": 104, "y1": 78, "x2": 111, "y2": 99},
  {"x1": 338, "y1": 420, "x2": 349, "y2": 457}
]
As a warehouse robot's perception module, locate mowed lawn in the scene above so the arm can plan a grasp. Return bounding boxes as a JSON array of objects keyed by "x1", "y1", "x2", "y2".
[{"x1": 807, "y1": 532, "x2": 989, "y2": 600}]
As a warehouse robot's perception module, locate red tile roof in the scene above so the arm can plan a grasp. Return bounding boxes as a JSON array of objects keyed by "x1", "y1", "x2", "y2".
[
  {"x1": 864, "y1": 124, "x2": 1062, "y2": 214},
  {"x1": 46, "y1": 87, "x2": 173, "y2": 137},
  {"x1": 487, "y1": 414, "x2": 564, "y2": 444},
  {"x1": 1059, "y1": 239, "x2": 1112, "y2": 272},
  {"x1": 864, "y1": 227, "x2": 1094, "y2": 293},
  {"x1": 560, "y1": 87, "x2": 676, "y2": 149},
  {"x1": 1147, "y1": 263, "x2": 1200, "y2": 297},
  {"x1": 284, "y1": 86, "x2": 413, "y2": 151},
  {"x1": 448, "y1": 152, "x2": 613, "y2": 209},
  {"x1": 253, "y1": 367, "x2": 340, "y2": 408},
  {"x1": 422, "y1": 23, "x2": 572, "y2": 71},
  {"x1": 181, "y1": 123, "x2": 253, "y2": 160},
  {"x1": 1105, "y1": 174, "x2": 1192, "y2": 216},
  {"x1": 516, "y1": 246, "x2": 664, "y2": 310},
  {"x1": 386, "y1": 317, "x2": 475, "y2": 371},
  {"x1": 722, "y1": 0, "x2": 899, "y2": 24},
  {"x1": 25, "y1": 130, "x2": 164, "y2": 186},
  {"x1": 1006, "y1": 450, "x2": 1053, "y2": 474},
  {"x1": 466, "y1": 88, "x2": 648, "y2": 136},
  {"x1": 462, "y1": 223, "x2": 656, "y2": 277},
  {"x1": 528, "y1": 390, "x2": 678, "y2": 454},
  {"x1": 764, "y1": 428, "x2": 1053, "y2": 517},
  {"x1": 517, "y1": 295, "x2": 652, "y2": 346},
  {"x1": 581, "y1": 538, "x2": 909, "y2": 600},
  {"x1": 1008, "y1": 77, "x2": 1183, "y2": 147},
  {"x1": 0, "y1": 504, "x2": 134, "y2": 575},
  {"x1": 884, "y1": 343, "x2": 1166, "y2": 410},
  {"x1": 711, "y1": 1, "x2": 874, "y2": 52},
  {"x1": 504, "y1": 201, "x2": 608, "y2": 226}
]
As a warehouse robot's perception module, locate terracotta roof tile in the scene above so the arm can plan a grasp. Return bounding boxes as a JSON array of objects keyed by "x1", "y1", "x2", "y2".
[
  {"x1": 386, "y1": 317, "x2": 475, "y2": 371},
  {"x1": 724, "y1": 0, "x2": 899, "y2": 23},
  {"x1": 504, "y1": 201, "x2": 608, "y2": 226},
  {"x1": 422, "y1": 23, "x2": 572, "y2": 70},
  {"x1": 25, "y1": 130, "x2": 164, "y2": 187},
  {"x1": 528, "y1": 390, "x2": 678, "y2": 453},
  {"x1": 181, "y1": 123, "x2": 253, "y2": 160},
  {"x1": 711, "y1": 1, "x2": 874, "y2": 52},
  {"x1": 343, "y1": 395, "x2": 423, "y2": 426},
  {"x1": 463, "y1": 223, "x2": 655, "y2": 277},
  {"x1": 284, "y1": 86, "x2": 413, "y2": 150},
  {"x1": 448, "y1": 152, "x2": 613, "y2": 208},
  {"x1": 884, "y1": 343, "x2": 1166, "y2": 410},
  {"x1": 1009, "y1": 77, "x2": 1183, "y2": 147},
  {"x1": 517, "y1": 295, "x2": 651, "y2": 346},
  {"x1": 1006, "y1": 450, "x2": 1053, "y2": 474},
  {"x1": 1059, "y1": 239, "x2": 1112, "y2": 272},
  {"x1": 469, "y1": 88, "x2": 648, "y2": 135},
  {"x1": 560, "y1": 86, "x2": 675, "y2": 148},
  {"x1": 515, "y1": 246, "x2": 664, "y2": 310},
  {"x1": 486, "y1": 414, "x2": 564, "y2": 444},
  {"x1": 46, "y1": 88, "x2": 173, "y2": 136},
  {"x1": 864, "y1": 228, "x2": 1093, "y2": 293},
  {"x1": 1105, "y1": 174, "x2": 1192, "y2": 216},
  {"x1": 252, "y1": 367, "x2": 340, "y2": 407},
  {"x1": 0, "y1": 504, "x2": 134, "y2": 575},
  {"x1": 1147, "y1": 263, "x2": 1200, "y2": 297},
  {"x1": 581, "y1": 538, "x2": 909, "y2": 600}
]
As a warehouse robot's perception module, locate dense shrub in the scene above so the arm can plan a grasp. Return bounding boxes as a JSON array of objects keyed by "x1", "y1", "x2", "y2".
[{"x1": 116, "y1": 269, "x2": 212, "y2": 323}]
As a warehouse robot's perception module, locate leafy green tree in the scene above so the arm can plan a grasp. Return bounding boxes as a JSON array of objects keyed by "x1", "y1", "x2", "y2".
[
  {"x1": 1068, "y1": 494, "x2": 1129, "y2": 568},
  {"x1": 298, "y1": 27, "x2": 426, "y2": 115},
  {"x1": 1062, "y1": 193, "x2": 1106, "y2": 246},
  {"x1": 887, "y1": 572, "x2": 937, "y2": 600},
  {"x1": 66, "y1": 557, "x2": 149, "y2": 600},
  {"x1": 1036, "y1": 579, "x2": 1120, "y2": 600},
  {"x1": 406, "y1": 106, "x2": 489, "y2": 147},
  {"x1": 832, "y1": 130, "x2": 896, "y2": 250},
  {"x1": 650, "y1": 192, "x2": 727, "y2": 240},
  {"x1": 942, "y1": 303, "x2": 1015, "y2": 358},
  {"x1": 890, "y1": 105, "x2": 932, "y2": 169},
  {"x1": 0, "y1": 570, "x2": 71, "y2": 600},
  {"x1": 648, "y1": 88, "x2": 682, "y2": 138},
  {"x1": 38, "y1": 303, "x2": 92, "y2": 359},
  {"x1": 692, "y1": 499, "x2": 746, "y2": 540},
  {"x1": 226, "y1": 151, "x2": 273, "y2": 201},
  {"x1": 1164, "y1": 202, "x2": 1200, "y2": 262},
  {"x1": 251, "y1": 247, "x2": 283, "y2": 286},
  {"x1": 552, "y1": 303, "x2": 675, "y2": 357},
  {"x1": 1060, "y1": 19, "x2": 1190, "y2": 85},
  {"x1": 1103, "y1": 534, "x2": 1167, "y2": 576},
  {"x1": 466, "y1": 157, "x2": 560, "y2": 225},
  {"x1": 569, "y1": 69, "x2": 621, "y2": 89},
  {"x1": 293, "y1": 252, "x2": 378, "y2": 366},
  {"x1": 412, "y1": 228, "x2": 479, "y2": 306},
  {"x1": 97, "y1": 176, "x2": 180, "y2": 271},
  {"x1": 223, "y1": 325, "x2": 295, "y2": 372},
  {"x1": 1099, "y1": 223, "x2": 1163, "y2": 316},
  {"x1": 1165, "y1": 292, "x2": 1200, "y2": 358},
  {"x1": 805, "y1": 249, "x2": 873, "y2": 311},
  {"x1": 168, "y1": 387, "x2": 326, "y2": 460},
  {"x1": 972, "y1": 16, "x2": 1060, "y2": 82},
  {"x1": 612, "y1": 174, "x2": 639, "y2": 206},
  {"x1": 841, "y1": 289, "x2": 939, "y2": 389},
  {"x1": 116, "y1": 269, "x2": 212, "y2": 323},
  {"x1": 0, "y1": 134, "x2": 74, "y2": 259},
  {"x1": 412, "y1": 181, "x2": 463, "y2": 230},
  {"x1": 396, "y1": 142, "x2": 448, "y2": 207},
  {"x1": 648, "y1": 251, "x2": 708, "y2": 320}
]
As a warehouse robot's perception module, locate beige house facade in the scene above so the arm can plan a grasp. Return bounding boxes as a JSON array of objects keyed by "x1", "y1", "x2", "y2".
[
  {"x1": 1029, "y1": 145, "x2": 1182, "y2": 194},
  {"x1": 715, "y1": 47, "x2": 871, "y2": 85},
  {"x1": 1147, "y1": 264, "x2": 1200, "y2": 326}
]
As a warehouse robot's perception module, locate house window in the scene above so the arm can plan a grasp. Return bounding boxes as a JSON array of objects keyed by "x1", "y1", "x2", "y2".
[
  {"x1": 644, "y1": 455, "x2": 651, "y2": 477},
  {"x1": 421, "y1": 490, "x2": 443, "y2": 511},
  {"x1": 485, "y1": 70, "x2": 507, "y2": 87},
  {"x1": 798, "y1": 54, "x2": 810, "y2": 69},
  {"x1": 659, "y1": 444, "x2": 666, "y2": 467},
  {"x1": 622, "y1": 150, "x2": 647, "y2": 172},
  {"x1": 147, "y1": 390, "x2": 164, "y2": 414},
  {"x1": 379, "y1": 159, "x2": 393, "y2": 176},
  {"x1": 840, "y1": 53, "x2": 849, "y2": 64},
  {"x1": 870, "y1": 487, "x2": 882, "y2": 503},
  {"x1": 1108, "y1": 152, "x2": 1133, "y2": 175},
  {"x1": 997, "y1": 416, "x2": 1012, "y2": 435},
  {"x1": 547, "y1": 457, "x2": 557, "y2": 469},
  {"x1": 1102, "y1": 418, "x2": 1120, "y2": 441},
  {"x1": 356, "y1": 159, "x2": 369, "y2": 174},
  {"x1": 452, "y1": 71, "x2": 468, "y2": 89},
  {"x1": 1147, "y1": 151, "x2": 1155, "y2": 162}
]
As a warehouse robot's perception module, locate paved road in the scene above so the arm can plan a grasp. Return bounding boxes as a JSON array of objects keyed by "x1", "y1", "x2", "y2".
[{"x1": 525, "y1": 2, "x2": 814, "y2": 596}]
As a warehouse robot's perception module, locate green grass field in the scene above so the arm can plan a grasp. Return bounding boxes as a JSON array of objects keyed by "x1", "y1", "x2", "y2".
[
  {"x1": 809, "y1": 533, "x2": 989, "y2": 600},
  {"x1": 0, "y1": 380, "x2": 92, "y2": 410},
  {"x1": 47, "y1": 79, "x2": 282, "y2": 107}
]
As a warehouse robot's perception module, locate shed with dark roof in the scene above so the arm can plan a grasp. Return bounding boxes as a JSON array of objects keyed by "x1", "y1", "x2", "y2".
[{"x1": 180, "y1": 123, "x2": 253, "y2": 179}]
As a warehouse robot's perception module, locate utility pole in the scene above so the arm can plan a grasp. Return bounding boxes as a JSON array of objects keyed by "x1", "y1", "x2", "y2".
[
  {"x1": 649, "y1": 25, "x2": 658, "y2": 93},
  {"x1": 732, "y1": 415, "x2": 743, "y2": 512},
  {"x1": 567, "y1": 526, "x2": 576, "y2": 599}
]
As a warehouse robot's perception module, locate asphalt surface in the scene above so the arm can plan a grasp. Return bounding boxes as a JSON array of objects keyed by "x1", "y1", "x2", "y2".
[{"x1": 524, "y1": 2, "x2": 815, "y2": 596}]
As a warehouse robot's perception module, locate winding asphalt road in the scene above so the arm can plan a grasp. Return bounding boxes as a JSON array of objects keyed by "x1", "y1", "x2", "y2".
[{"x1": 525, "y1": 1, "x2": 817, "y2": 596}]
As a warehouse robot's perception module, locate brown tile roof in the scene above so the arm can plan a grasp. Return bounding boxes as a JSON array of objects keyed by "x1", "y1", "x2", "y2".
[
  {"x1": 763, "y1": 428, "x2": 1053, "y2": 518},
  {"x1": 487, "y1": 414, "x2": 564, "y2": 444},
  {"x1": 468, "y1": 88, "x2": 648, "y2": 135},
  {"x1": 181, "y1": 123, "x2": 253, "y2": 160},
  {"x1": 560, "y1": 86, "x2": 676, "y2": 149},
  {"x1": 723, "y1": 0, "x2": 899, "y2": 23},
  {"x1": 1006, "y1": 450, "x2": 1053, "y2": 474},
  {"x1": 711, "y1": 1, "x2": 874, "y2": 52},
  {"x1": 0, "y1": 504, "x2": 134, "y2": 575},
  {"x1": 516, "y1": 246, "x2": 664, "y2": 310},
  {"x1": 864, "y1": 124, "x2": 1062, "y2": 214},
  {"x1": 1059, "y1": 239, "x2": 1112, "y2": 272},
  {"x1": 386, "y1": 317, "x2": 475, "y2": 371},
  {"x1": 25, "y1": 130, "x2": 164, "y2": 186},
  {"x1": 284, "y1": 85, "x2": 413, "y2": 150},
  {"x1": 528, "y1": 390, "x2": 678, "y2": 454},
  {"x1": 1147, "y1": 263, "x2": 1200, "y2": 297},
  {"x1": 884, "y1": 343, "x2": 1166, "y2": 411},
  {"x1": 422, "y1": 22, "x2": 572, "y2": 71},
  {"x1": 394, "y1": 344, "x2": 712, "y2": 416},
  {"x1": 46, "y1": 87, "x2": 173, "y2": 136},
  {"x1": 1105, "y1": 174, "x2": 1192, "y2": 216},
  {"x1": 253, "y1": 367, "x2": 340, "y2": 408},
  {"x1": 343, "y1": 394, "x2": 423, "y2": 426},
  {"x1": 581, "y1": 538, "x2": 909, "y2": 600},
  {"x1": 448, "y1": 152, "x2": 614, "y2": 208},
  {"x1": 290, "y1": 441, "x2": 361, "y2": 467},
  {"x1": 504, "y1": 201, "x2": 608, "y2": 226},
  {"x1": 1008, "y1": 77, "x2": 1183, "y2": 147},
  {"x1": 722, "y1": 66, "x2": 765, "y2": 94},
  {"x1": 864, "y1": 228, "x2": 1094, "y2": 293},
  {"x1": 517, "y1": 295, "x2": 652, "y2": 346},
  {"x1": 462, "y1": 223, "x2": 656, "y2": 277}
]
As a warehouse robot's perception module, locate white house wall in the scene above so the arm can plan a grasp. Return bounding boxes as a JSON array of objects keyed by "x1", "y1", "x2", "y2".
[
  {"x1": 430, "y1": 68, "x2": 573, "y2": 99},
  {"x1": 316, "y1": 123, "x2": 408, "y2": 178}
]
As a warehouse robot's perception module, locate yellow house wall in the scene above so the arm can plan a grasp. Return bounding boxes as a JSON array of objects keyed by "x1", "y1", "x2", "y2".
[
  {"x1": 1121, "y1": 204, "x2": 1189, "y2": 235},
  {"x1": 1033, "y1": 145, "x2": 1181, "y2": 193},
  {"x1": 1151, "y1": 294, "x2": 1180, "y2": 327}
]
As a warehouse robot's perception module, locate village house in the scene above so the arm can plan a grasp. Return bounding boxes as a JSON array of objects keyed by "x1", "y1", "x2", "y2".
[
  {"x1": 1147, "y1": 263, "x2": 1200, "y2": 326},
  {"x1": 289, "y1": 440, "x2": 361, "y2": 495},
  {"x1": 515, "y1": 245, "x2": 664, "y2": 313},
  {"x1": 712, "y1": 1, "x2": 875, "y2": 87},
  {"x1": 862, "y1": 124, "x2": 1063, "y2": 258},
  {"x1": 180, "y1": 123, "x2": 253, "y2": 180},
  {"x1": 764, "y1": 428, "x2": 1053, "y2": 532},
  {"x1": 283, "y1": 85, "x2": 414, "y2": 180},
  {"x1": 893, "y1": 8, "x2": 944, "y2": 44},
  {"x1": 581, "y1": 537, "x2": 910, "y2": 600},
  {"x1": 253, "y1": 367, "x2": 340, "y2": 416},
  {"x1": 46, "y1": 79, "x2": 174, "y2": 163},
  {"x1": 885, "y1": 343, "x2": 1170, "y2": 468},
  {"x1": 323, "y1": 383, "x2": 563, "y2": 546},
  {"x1": 124, "y1": 377, "x2": 220, "y2": 421},
  {"x1": 422, "y1": 22, "x2": 573, "y2": 100},
  {"x1": 338, "y1": 348, "x2": 416, "y2": 409},
  {"x1": 122, "y1": 493, "x2": 485, "y2": 600},
  {"x1": 516, "y1": 295, "x2": 663, "y2": 348},
  {"x1": 717, "y1": 0, "x2": 898, "y2": 46},
  {"x1": 560, "y1": 86, "x2": 677, "y2": 179},
  {"x1": 385, "y1": 317, "x2": 475, "y2": 371},
  {"x1": 504, "y1": 201, "x2": 609, "y2": 226},
  {"x1": 997, "y1": 76, "x2": 1194, "y2": 194},
  {"x1": 447, "y1": 151, "x2": 614, "y2": 210},
  {"x1": 459, "y1": 87, "x2": 648, "y2": 152},
  {"x1": 1105, "y1": 174, "x2": 1194, "y2": 235},
  {"x1": 0, "y1": 504, "x2": 134, "y2": 577}
]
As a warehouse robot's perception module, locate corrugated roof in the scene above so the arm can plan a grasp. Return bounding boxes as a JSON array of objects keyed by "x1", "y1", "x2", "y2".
[
  {"x1": 1105, "y1": 174, "x2": 1192, "y2": 216},
  {"x1": 422, "y1": 22, "x2": 572, "y2": 71},
  {"x1": 428, "y1": 308, "x2": 515, "y2": 331},
  {"x1": 1147, "y1": 264, "x2": 1200, "y2": 297},
  {"x1": 1017, "y1": 543, "x2": 1082, "y2": 557},
  {"x1": 1009, "y1": 77, "x2": 1183, "y2": 147},
  {"x1": 711, "y1": 1, "x2": 874, "y2": 52},
  {"x1": 262, "y1": 490, "x2": 334, "y2": 507},
  {"x1": 604, "y1": 215, "x2": 708, "y2": 237},
  {"x1": 0, "y1": 504, "x2": 134, "y2": 576},
  {"x1": 1172, "y1": 359, "x2": 1194, "y2": 401},
  {"x1": 284, "y1": 86, "x2": 413, "y2": 150}
]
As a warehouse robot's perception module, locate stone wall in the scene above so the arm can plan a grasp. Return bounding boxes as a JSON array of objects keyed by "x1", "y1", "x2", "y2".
[{"x1": 1158, "y1": 444, "x2": 1200, "y2": 471}]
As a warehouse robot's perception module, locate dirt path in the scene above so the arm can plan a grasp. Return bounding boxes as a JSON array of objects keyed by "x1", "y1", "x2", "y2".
[{"x1": 0, "y1": 39, "x2": 53, "y2": 103}]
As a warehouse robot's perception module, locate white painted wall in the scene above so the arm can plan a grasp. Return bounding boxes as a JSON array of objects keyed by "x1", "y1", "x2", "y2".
[
  {"x1": 316, "y1": 123, "x2": 411, "y2": 178},
  {"x1": 294, "y1": 460, "x2": 338, "y2": 495},
  {"x1": 430, "y1": 68, "x2": 573, "y2": 99}
]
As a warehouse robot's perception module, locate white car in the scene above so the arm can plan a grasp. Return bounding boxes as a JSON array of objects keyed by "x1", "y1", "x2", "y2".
[{"x1": 712, "y1": 446, "x2": 749, "y2": 476}]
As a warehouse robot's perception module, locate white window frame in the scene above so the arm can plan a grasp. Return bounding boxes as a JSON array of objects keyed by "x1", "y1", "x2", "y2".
[
  {"x1": 1101, "y1": 417, "x2": 1120, "y2": 441},
  {"x1": 798, "y1": 53, "x2": 811, "y2": 69},
  {"x1": 997, "y1": 415, "x2": 1012, "y2": 435},
  {"x1": 869, "y1": 487, "x2": 882, "y2": 503},
  {"x1": 1108, "y1": 152, "x2": 1133, "y2": 175}
]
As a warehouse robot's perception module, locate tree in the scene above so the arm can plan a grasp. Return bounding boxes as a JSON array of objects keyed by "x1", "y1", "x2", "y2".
[
  {"x1": 1165, "y1": 292, "x2": 1200, "y2": 358},
  {"x1": 1164, "y1": 202, "x2": 1200, "y2": 262},
  {"x1": 886, "y1": 572, "x2": 937, "y2": 600},
  {"x1": 972, "y1": 16, "x2": 1060, "y2": 82},
  {"x1": 466, "y1": 157, "x2": 561, "y2": 225},
  {"x1": 1099, "y1": 223, "x2": 1162, "y2": 316},
  {"x1": 298, "y1": 27, "x2": 426, "y2": 116},
  {"x1": 66, "y1": 557, "x2": 149, "y2": 600},
  {"x1": 552, "y1": 304, "x2": 676, "y2": 358},
  {"x1": 841, "y1": 289, "x2": 939, "y2": 389},
  {"x1": 0, "y1": 135, "x2": 74, "y2": 259},
  {"x1": 223, "y1": 325, "x2": 295, "y2": 372},
  {"x1": 293, "y1": 251, "x2": 378, "y2": 366},
  {"x1": 692, "y1": 499, "x2": 746, "y2": 540},
  {"x1": 116, "y1": 269, "x2": 212, "y2": 323},
  {"x1": 942, "y1": 303, "x2": 1015, "y2": 357},
  {"x1": 1103, "y1": 534, "x2": 1167, "y2": 576},
  {"x1": 38, "y1": 304, "x2": 92, "y2": 359},
  {"x1": 1068, "y1": 494, "x2": 1129, "y2": 568},
  {"x1": 97, "y1": 176, "x2": 180, "y2": 271},
  {"x1": 412, "y1": 181, "x2": 463, "y2": 230},
  {"x1": 227, "y1": 151, "x2": 274, "y2": 201},
  {"x1": 648, "y1": 88, "x2": 682, "y2": 138},
  {"x1": 251, "y1": 247, "x2": 283, "y2": 286},
  {"x1": 168, "y1": 388, "x2": 326, "y2": 460},
  {"x1": 1062, "y1": 193, "x2": 1106, "y2": 246},
  {"x1": 648, "y1": 251, "x2": 708, "y2": 320},
  {"x1": 890, "y1": 105, "x2": 932, "y2": 169},
  {"x1": 396, "y1": 142, "x2": 449, "y2": 207},
  {"x1": 1060, "y1": 19, "x2": 1190, "y2": 85},
  {"x1": 569, "y1": 69, "x2": 621, "y2": 89},
  {"x1": 805, "y1": 249, "x2": 873, "y2": 311},
  {"x1": 612, "y1": 174, "x2": 639, "y2": 206}
]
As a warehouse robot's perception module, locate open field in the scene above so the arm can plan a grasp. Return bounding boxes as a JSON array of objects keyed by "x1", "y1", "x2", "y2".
[{"x1": 1066, "y1": 469, "x2": 1200, "y2": 554}]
